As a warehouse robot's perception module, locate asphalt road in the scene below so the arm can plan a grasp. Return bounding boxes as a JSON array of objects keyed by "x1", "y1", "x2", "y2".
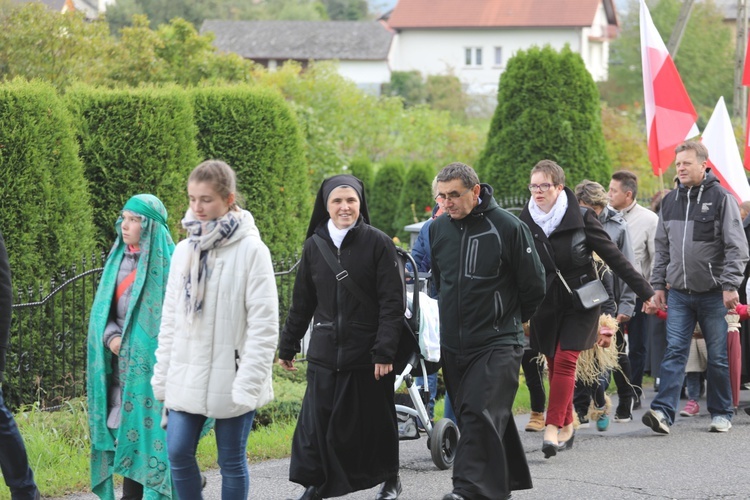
[{"x1": 57, "y1": 387, "x2": 750, "y2": 499}]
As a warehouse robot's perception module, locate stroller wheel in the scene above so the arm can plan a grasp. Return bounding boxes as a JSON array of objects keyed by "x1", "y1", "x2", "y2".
[{"x1": 429, "y1": 418, "x2": 459, "y2": 470}]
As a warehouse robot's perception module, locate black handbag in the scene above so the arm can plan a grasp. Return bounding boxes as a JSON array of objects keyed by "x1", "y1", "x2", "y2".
[{"x1": 564, "y1": 278, "x2": 608, "y2": 311}]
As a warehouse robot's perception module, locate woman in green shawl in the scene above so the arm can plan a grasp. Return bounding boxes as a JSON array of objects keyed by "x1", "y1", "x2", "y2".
[{"x1": 87, "y1": 194, "x2": 174, "y2": 500}]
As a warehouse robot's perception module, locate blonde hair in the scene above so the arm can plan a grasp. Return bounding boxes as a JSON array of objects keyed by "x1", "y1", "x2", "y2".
[
  {"x1": 574, "y1": 180, "x2": 608, "y2": 209},
  {"x1": 188, "y1": 160, "x2": 243, "y2": 210}
]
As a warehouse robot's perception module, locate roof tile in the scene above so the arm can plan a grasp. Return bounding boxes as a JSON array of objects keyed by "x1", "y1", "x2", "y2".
[
  {"x1": 387, "y1": 0, "x2": 609, "y2": 28},
  {"x1": 201, "y1": 20, "x2": 394, "y2": 61}
]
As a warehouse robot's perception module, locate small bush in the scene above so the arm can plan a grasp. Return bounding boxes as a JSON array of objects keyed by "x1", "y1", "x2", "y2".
[
  {"x1": 478, "y1": 45, "x2": 610, "y2": 198},
  {"x1": 393, "y1": 161, "x2": 435, "y2": 240},
  {"x1": 348, "y1": 156, "x2": 374, "y2": 189},
  {"x1": 369, "y1": 160, "x2": 406, "y2": 236}
]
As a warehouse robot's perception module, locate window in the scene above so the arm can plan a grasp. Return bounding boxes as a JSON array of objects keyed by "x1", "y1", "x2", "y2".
[
  {"x1": 494, "y1": 47, "x2": 503, "y2": 67},
  {"x1": 465, "y1": 47, "x2": 482, "y2": 67}
]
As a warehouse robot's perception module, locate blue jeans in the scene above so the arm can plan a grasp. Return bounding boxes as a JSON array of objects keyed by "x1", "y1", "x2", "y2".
[
  {"x1": 0, "y1": 388, "x2": 38, "y2": 499},
  {"x1": 651, "y1": 290, "x2": 733, "y2": 424},
  {"x1": 415, "y1": 373, "x2": 437, "y2": 422},
  {"x1": 167, "y1": 410, "x2": 255, "y2": 500},
  {"x1": 684, "y1": 371, "x2": 703, "y2": 401}
]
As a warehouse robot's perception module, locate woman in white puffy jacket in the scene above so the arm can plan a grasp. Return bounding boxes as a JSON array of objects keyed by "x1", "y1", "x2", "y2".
[{"x1": 152, "y1": 160, "x2": 279, "y2": 499}]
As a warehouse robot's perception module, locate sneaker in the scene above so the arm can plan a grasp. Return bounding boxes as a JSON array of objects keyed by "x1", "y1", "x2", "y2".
[
  {"x1": 614, "y1": 398, "x2": 634, "y2": 423},
  {"x1": 642, "y1": 409, "x2": 670, "y2": 434},
  {"x1": 613, "y1": 412, "x2": 632, "y2": 423},
  {"x1": 577, "y1": 412, "x2": 590, "y2": 428},
  {"x1": 679, "y1": 400, "x2": 700, "y2": 417},
  {"x1": 596, "y1": 412, "x2": 610, "y2": 431},
  {"x1": 709, "y1": 416, "x2": 732, "y2": 433}
]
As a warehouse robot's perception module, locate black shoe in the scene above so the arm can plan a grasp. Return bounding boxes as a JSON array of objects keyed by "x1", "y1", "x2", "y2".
[
  {"x1": 201, "y1": 473, "x2": 207, "y2": 489},
  {"x1": 442, "y1": 494, "x2": 466, "y2": 500},
  {"x1": 375, "y1": 476, "x2": 402, "y2": 500},
  {"x1": 557, "y1": 430, "x2": 575, "y2": 452},
  {"x1": 542, "y1": 440, "x2": 557, "y2": 459},
  {"x1": 744, "y1": 406, "x2": 750, "y2": 416},
  {"x1": 289, "y1": 486, "x2": 322, "y2": 500}
]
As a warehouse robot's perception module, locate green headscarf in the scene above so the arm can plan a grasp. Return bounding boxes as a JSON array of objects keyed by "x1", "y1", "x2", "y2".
[{"x1": 87, "y1": 194, "x2": 175, "y2": 499}]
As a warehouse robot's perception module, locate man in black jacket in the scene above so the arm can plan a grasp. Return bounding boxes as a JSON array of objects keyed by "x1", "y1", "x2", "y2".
[
  {"x1": 430, "y1": 163, "x2": 546, "y2": 500},
  {"x1": 0, "y1": 230, "x2": 40, "y2": 500}
]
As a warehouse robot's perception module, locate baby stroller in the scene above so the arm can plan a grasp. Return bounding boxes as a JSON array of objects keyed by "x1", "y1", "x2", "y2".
[{"x1": 393, "y1": 247, "x2": 459, "y2": 470}]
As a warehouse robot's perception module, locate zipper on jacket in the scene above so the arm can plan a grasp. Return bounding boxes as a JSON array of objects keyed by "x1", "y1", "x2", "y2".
[
  {"x1": 681, "y1": 187, "x2": 691, "y2": 290},
  {"x1": 458, "y1": 220, "x2": 467, "y2": 352},
  {"x1": 235, "y1": 350, "x2": 240, "y2": 372},
  {"x1": 493, "y1": 291, "x2": 504, "y2": 330},
  {"x1": 336, "y1": 246, "x2": 344, "y2": 371},
  {"x1": 708, "y1": 262, "x2": 719, "y2": 287}
]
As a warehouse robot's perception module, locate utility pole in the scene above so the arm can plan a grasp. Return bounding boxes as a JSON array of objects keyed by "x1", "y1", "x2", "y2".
[
  {"x1": 666, "y1": 0, "x2": 695, "y2": 58},
  {"x1": 735, "y1": 0, "x2": 748, "y2": 124}
]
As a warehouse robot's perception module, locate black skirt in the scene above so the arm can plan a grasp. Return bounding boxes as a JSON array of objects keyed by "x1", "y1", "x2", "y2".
[{"x1": 289, "y1": 363, "x2": 399, "y2": 497}]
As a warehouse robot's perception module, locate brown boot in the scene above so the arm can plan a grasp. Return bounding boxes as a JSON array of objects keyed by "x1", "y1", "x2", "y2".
[{"x1": 525, "y1": 411, "x2": 545, "y2": 432}]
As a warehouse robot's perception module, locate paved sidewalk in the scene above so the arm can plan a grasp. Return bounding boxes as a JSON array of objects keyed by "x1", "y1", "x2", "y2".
[{"x1": 57, "y1": 387, "x2": 750, "y2": 499}]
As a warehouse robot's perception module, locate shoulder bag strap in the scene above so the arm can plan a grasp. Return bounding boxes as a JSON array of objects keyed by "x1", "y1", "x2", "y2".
[
  {"x1": 312, "y1": 234, "x2": 375, "y2": 308},
  {"x1": 539, "y1": 240, "x2": 574, "y2": 296}
]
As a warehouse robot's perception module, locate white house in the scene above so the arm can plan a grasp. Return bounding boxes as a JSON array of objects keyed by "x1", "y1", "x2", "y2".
[
  {"x1": 201, "y1": 20, "x2": 394, "y2": 95},
  {"x1": 386, "y1": 0, "x2": 619, "y2": 97}
]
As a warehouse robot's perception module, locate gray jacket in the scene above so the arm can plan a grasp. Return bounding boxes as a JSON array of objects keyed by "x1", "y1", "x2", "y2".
[
  {"x1": 651, "y1": 172, "x2": 748, "y2": 293},
  {"x1": 598, "y1": 207, "x2": 636, "y2": 318}
]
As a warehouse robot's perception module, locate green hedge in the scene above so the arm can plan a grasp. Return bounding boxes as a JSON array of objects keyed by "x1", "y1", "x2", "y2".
[
  {"x1": 478, "y1": 45, "x2": 610, "y2": 198},
  {"x1": 347, "y1": 157, "x2": 374, "y2": 190},
  {"x1": 394, "y1": 161, "x2": 435, "y2": 239},
  {"x1": 0, "y1": 79, "x2": 96, "y2": 287},
  {"x1": 369, "y1": 160, "x2": 406, "y2": 236},
  {"x1": 66, "y1": 85, "x2": 200, "y2": 246},
  {"x1": 0, "y1": 79, "x2": 96, "y2": 408},
  {"x1": 191, "y1": 86, "x2": 310, "y2": 257}
]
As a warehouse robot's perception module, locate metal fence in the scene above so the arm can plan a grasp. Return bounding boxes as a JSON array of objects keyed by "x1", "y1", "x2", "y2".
[{"x1": 3, "y1": 251, "x2": 300, "y2": 411}]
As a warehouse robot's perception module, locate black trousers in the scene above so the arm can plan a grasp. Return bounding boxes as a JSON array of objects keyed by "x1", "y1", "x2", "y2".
[
  {"x1": 121, "y1": 477, "x2": 143, "y2": 500},
  {"x1": 442, "y1": 345, "x2": 532, "y2": 500},
  {"x1": 521, "y1": 348, "x2": 546, "y2": 413}
]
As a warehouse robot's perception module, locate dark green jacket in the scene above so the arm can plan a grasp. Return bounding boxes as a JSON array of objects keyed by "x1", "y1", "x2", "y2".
[{"x1": 429, "y1": 184, "x2": 546, "y2": 354}]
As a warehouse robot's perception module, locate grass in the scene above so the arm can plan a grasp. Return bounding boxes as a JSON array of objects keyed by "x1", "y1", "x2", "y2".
[{"x1": 5, "y1": 370, "x2": 641, "y2": 499}]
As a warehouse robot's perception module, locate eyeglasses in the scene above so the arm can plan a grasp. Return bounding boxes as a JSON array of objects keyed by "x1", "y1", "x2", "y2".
[
  {"x1": 528, "y1": 183, "x2": 554, "y2": 193},
  {"x1": 435, "y1": 187, "x2": 472, "y2": 203}
]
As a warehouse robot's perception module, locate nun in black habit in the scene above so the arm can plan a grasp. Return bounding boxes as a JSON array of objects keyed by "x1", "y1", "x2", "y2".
[{"x1": 278, "y1": 175, "x2": 405, "y2": 500}]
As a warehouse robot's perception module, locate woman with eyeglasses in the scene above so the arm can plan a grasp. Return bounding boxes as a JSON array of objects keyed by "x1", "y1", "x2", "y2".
[{"x1": 519, "y1": 160, "x2": 655, "y2": 459}]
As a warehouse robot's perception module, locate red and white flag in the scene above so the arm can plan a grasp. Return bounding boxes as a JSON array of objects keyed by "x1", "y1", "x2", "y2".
[
  {"x1": 640, "y1": 0, "x2": 699, "y2": 175},
  {"x1": 742, "y1": 36, "x2": 750, "y2": 171},
  {"x1": 702, "y1": 97, "x2": 750, "y2": 203}
]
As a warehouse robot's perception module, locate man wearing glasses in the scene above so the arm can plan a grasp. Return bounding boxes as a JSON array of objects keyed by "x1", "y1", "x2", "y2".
[{"x1": 429, "y1": 162, "x2": 546, "y2": 500}]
